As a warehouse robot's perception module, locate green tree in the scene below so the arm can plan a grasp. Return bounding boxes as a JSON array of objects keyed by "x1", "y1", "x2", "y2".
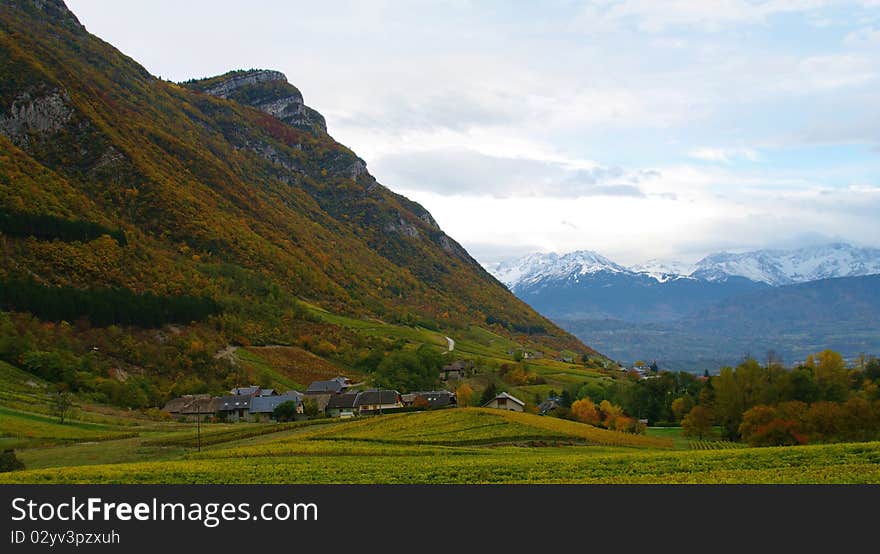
[
  {"x1": 273, "y1": 400, "x2": 300, "y2": 422},
  {"x1": 50, "y1": 391, "x2": 74, "y2": 424},
  {"x1": 302, "y1": 398, "x2": 320, "y2": 418},
  {"x1": 0, "y1": 450, "x2": 25, "y2": 473}
]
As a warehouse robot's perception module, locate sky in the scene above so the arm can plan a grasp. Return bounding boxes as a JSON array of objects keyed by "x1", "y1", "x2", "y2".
[{"x1": 66, "y1": 0, "x2": 880, "y2": 266}]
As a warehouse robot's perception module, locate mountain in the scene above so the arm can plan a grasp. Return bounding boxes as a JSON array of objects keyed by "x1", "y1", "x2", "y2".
[
  {"x1": 561, "y1": 275, "x2": 880, "y2": 370},
  {"x1": 629, "y1": 259, "x2": 694, "y2": 283},
  {"x1": 0, "y1": 0, "x2": 593, "y2": 404},
  {"x1": 491, "y1": 246, "x2": 880, "y2": 370},
  {"x1": 492, "y1": 250, "x2": 767, "y2": 322},
  {"x1": 493, "y1": 250, "x2": 628, "y2": 291},
  {"x1": 691, "y1": 243, "x2": 880, "y2": 286}
]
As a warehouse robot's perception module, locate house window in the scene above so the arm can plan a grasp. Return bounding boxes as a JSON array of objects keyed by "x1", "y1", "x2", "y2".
[{"x1": 498, "y1": 398, "x2": 507, "y2": 406}]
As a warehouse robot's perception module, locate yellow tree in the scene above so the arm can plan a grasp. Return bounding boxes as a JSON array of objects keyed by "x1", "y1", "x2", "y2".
[
  {"x1": 671, "y1": 396, "x2": 694, "y2": 422},
  {"x1": 455, "y1": 383, "x2": 474, "y2": 407},
  {"x1": 571, "y1": 398, "x2": 600, "y2": 426},
  {"x1": 682, "y1": 405, "x2": 714, "y2": 440}
]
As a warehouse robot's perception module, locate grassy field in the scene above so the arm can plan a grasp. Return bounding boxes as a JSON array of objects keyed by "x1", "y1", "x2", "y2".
[{"x1": 4, "y1": 407, "x2": 880, "y2": 484}]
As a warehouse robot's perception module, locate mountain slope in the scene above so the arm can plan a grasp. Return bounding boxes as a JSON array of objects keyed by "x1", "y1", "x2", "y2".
[
  {"x1": 0, "y1": 0, "x2": 593, "y2": 403},
  {"x1": 562, "y1": 275, "x2": 880, "y2": 370}
]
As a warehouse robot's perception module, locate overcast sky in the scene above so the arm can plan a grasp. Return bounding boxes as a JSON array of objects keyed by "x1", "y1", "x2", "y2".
[{"x1": 66, "y1": 0, "x2": 880, "y2": 266}]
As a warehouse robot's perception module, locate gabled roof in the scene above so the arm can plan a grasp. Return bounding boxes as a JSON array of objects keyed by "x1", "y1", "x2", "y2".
[
  {"x1": 538, "y1": 397, "x2": 562, "y2": 414},
  {"x1": 411, "y1": 390, "x2": 457, "y2": 408},
  {"x1": 306, "y1": 379, "x2": 346, "y2": 394},
  {"x1": 249, "y1": 393, "x2": 302, "y2": 414},
  {"x1": 216, "y1": 394, "x2": 253, "y2": 411},
  {"x1": 230, "y1": 385, "x2": 261, "y2": 396},
  {"x1": 484, "y1": 392, "x2": 525, "y2": 407},
  {"x1": 326, "y1": 392, "x2": 359, "y2": 409},
  {"x1": 355, "y1": 390, "x2": 400, "y2": 406}
]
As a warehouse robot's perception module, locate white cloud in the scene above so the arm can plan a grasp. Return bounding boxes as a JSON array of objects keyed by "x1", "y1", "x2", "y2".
[{"x1": 689, "y1": 147, "x2": 759, "y2": 163}]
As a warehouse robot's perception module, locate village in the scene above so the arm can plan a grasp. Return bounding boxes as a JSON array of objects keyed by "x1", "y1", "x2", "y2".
[{"x1": 161, "y1": 363, "x2": 527, "y2": 423}]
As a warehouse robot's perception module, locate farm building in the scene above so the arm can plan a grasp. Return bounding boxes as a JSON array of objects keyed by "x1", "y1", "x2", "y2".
[
  {"x1": 248, "y1": 392, "x2": 304, "y2": 421},
  {"x1": 355, "y1": 390, "x2": 402, "y2": 414},
  {"x1": 305, "y1": 377, "x2": 351, "y2": 395},
  {"x1": 440, "y1": 360, "x2": 472, "y2": 380},
  {"x1": 483, "y1": 392, "x2": 525, "y2": 412},
  {"x1": 326, "y1": 392, "x2": 359, "y2": 418},
  {"x1": 161, "y1": 394, "x2": 214, "y2": 422},
  {"x1": 402, "y1": 390, "x2": 457, "y2": 409},
  {"x1": 215, "y1": 394, "x2": 254, "y2": 422}
]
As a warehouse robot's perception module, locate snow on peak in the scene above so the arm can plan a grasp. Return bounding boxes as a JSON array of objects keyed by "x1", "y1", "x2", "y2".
[
  {"x1": 491, "y1": 250, "x2": 627, "y2": 289},
  {"x1": 692, "y1": 243, "x2": 880, "y2": 285},
  {"x1": 489, "y1": 243, "x2": 880, "y2": 289},
  {"x1": 630, "y1": 259, "x2": 694, "y2": 283}
]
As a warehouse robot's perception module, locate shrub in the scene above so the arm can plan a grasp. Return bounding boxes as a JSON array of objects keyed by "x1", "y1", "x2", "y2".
[{"x1": 0, "y1": 450, "x2": 25, "y2": 473}]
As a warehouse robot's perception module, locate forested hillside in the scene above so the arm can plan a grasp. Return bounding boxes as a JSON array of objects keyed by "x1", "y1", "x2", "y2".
[{"x1": 0, "y1": 0, "x2": 593, "y2": 408}]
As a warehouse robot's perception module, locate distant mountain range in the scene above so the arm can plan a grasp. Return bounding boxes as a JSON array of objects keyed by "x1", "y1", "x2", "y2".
[
  {"x1": 494, "y1": 243, "x2": 880, "y2": 290},
  {"x1": 489, "y1": 244, "x2": 880, "y2": 370}
]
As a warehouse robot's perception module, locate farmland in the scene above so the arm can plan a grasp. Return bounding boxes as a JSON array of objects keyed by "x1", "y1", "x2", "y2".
[{"x1": 3, "y1": 406, "x2": 880, "y2": 484}]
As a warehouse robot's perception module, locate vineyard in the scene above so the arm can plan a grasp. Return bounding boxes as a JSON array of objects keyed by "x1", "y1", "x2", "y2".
[
  {"x1": 4, "y1": 439, "x2": 880, "y2": 484},
  {"x1": 689, "y1": 440, "x2": 745, "y2": 450}
]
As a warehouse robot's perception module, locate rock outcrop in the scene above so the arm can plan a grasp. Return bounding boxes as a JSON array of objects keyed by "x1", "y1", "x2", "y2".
[
  {"x1": 185, "y1": 69, "x2": 327, "y2": 134},
  {"x1": 0, "y1": 89, "x2": 74, "y2": 147}
]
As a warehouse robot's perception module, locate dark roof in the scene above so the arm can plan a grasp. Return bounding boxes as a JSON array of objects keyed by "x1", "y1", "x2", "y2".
[
  {"x1": 442, "y1": 360, "x2": 472, "y2": 372},
  {"x1": 249, "y1": 393, "x2": 302, "y2": 414},
  {"x1": 412, "y1": 390, "x2": 457, "y2": 408},
  {"x1": 355, "y1": 390, "x2": 400, "y2": 407},
  {"x1": 162, "y1": 397, "x2": 190, "y2": 413},
  {"x1": 258, "y1": 388, "x2": 277, "y2": 397},
  {"x1": 306, "y1": 379, "x2": 347, "y2": 394},
  {"x1": 215, "y1": 394, "x2": 253, "y2": 411},
  {"x1": 538, "y1": 397, "x2": 562, "y2": 414},
  {"x1": 326, "y1": 392, "x2": 359, "y2": 410}
]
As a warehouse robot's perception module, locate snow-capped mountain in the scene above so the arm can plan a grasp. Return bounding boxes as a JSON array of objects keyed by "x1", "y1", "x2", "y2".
[
  {"x1": 489, "y1": 243, "x2": 880, "y2": 371},
  {"x1": 692, "y1": 243, "x2": 880, "y2": 286},
  {"x1": 629, "y1": 259, "x2": 694, "y2": 283},
  {"x1": 492, "y1": 250, "x2": 627, "y2": 290},
  {"x1": 492, "y1": 243, "x2": 880, "y2": 289}
]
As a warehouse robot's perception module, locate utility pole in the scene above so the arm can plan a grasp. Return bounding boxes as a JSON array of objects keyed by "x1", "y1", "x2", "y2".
[{"x1": 196, "y1": 397, "x2": 201, "y2": 453}]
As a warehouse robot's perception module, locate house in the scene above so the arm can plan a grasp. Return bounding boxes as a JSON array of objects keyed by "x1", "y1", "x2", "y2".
[
  {"x1": 538, "y1": 396, "x2": 562, "y2": 415},
  {"x1": 483, "y1": 392, "x2": 525, "y2": 412},
  {"x1": 161, "y1": 394, "x2": 214, "y2": 421},
  {"x1": 440, "y1": 360, "x2": 473, "y2": 381},
  {"x1": 354, "y1": 390, "x2": 403, "y2": 414},
  {"x1": 248, "y1": 392, "x2": 303, "y2": 421},
  {"x1": 215, "y1": 394, "x2": 254, "y2": 422},
  {"x1": 326, "y1": 392, "x2": 360, "y2": 418},
  {"x1": 305, "y1": 376, "x2": 351, "y2": 395},
  {"x1": 403, "y1": 390, "x2": 457, "y2": 409}
]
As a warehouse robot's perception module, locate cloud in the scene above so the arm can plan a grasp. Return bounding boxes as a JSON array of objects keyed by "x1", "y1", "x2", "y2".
[
  {"x1": 372, "y1": 149, "x2": 652, "y2": 198},
  {"x1": 845, "y1": 26, "x2": 880, "y2": 47},
  {"x1": 689, "y1": 147, "x2": 759, "y2": 163},
  {"x1": 572, "y1": 0, "x2": 842, "y2": 33}
]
